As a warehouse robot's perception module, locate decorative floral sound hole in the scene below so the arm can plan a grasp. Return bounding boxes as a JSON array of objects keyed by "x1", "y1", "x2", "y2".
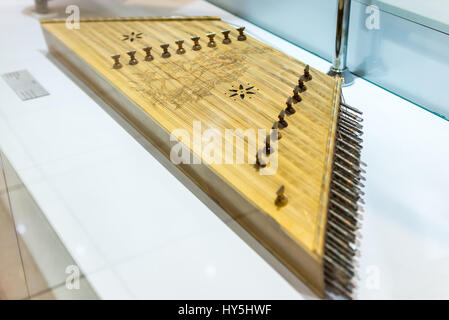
[
  {"x1": 226, "y1": 83, "x2": 258, "y2": 100},
  {"x1": 122, "y1": 32, "x2": 143, "y2": 42}
]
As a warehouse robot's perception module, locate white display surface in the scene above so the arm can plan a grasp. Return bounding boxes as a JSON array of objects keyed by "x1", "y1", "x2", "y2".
[{"x1": 0, "y1": 0, "x2": 448, "y2": 299}]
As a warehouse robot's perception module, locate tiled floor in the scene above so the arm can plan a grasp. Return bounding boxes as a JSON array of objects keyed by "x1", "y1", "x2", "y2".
[
  {"x1": 0, "y1": 152, "x2": 28, "y2": 299},
  {"x1": 0, "y1": 196, "x2": 27, "y2": 298},
  {"x1": 0, "y1": 152, "x2": 97, "y2": 300},
  {"x1": 30, "y1": 277, "x2": 96, "y2": 300}
]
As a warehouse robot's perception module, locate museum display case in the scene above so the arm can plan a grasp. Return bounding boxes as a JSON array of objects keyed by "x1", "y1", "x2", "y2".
[{"x1": 0, "y1": 0, "x2": 448, "y2": 300}]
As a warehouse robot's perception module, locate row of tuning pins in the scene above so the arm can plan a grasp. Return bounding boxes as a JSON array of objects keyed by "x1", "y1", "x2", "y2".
[
  {"x1": 110, "y1": 27, "x2": 247, "y2": 69},
  {"x1": 274, "y1": 65, "x2": 311, "y2": 130},
  {"x1": 256, "y1": 65, "x2": 312, "y2": 166},
  {"x1": 255, "y1": 65, "x2": 313, "y2": 207},
  {"x1": 324, "y1": 101, "x2": 365, "y2": 299}
]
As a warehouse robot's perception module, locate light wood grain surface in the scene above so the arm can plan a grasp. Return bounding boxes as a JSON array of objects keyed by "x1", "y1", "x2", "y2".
[{"x1": 42, "y1": 17, "x2": 340, "y2": 280}]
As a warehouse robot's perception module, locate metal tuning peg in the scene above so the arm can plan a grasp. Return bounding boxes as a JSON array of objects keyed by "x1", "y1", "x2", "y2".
[
  {"x1": 160, "y1": 43, "x2": 171, "y2": 58},
  {"x1": 206, "y1": 33, "x2": 217, "y2": 47},
  {"x1": 265, "y1": 134, "x2": 273, "y2": 155},
  {"x1": 191, "y1": 36, "x2": 201, "y2": 51},
  {"x1": 236, "y1": 26, "x2": 247, "y2": 41},
  {"x1": 285, "y1": 97, "x2": 296, "y2": 115},
  {"x1": 221, "y1": 30, "x2": 231, "y2": 44},
  {"x1": 143, "y1": 46, "x2": 154, "y2": 61},
  {"x1": 292, "y1": 86, "x2": 302, "y2": 104},
  {"x1": 111, "y1": 54, "x2": 122, "y2": 69},
  {"x1": 175, "y1": 40, "x2": 185, "y2": 54},
  {"x1": 256, "y1": 149, "x2": 267, "y2": 168},
  {"x1": 126, "y1": 50, "x2": 138, "y2": 65},
  {"x1": 272, "y1": 121, "x2": 282, "y2": 140},
  {"x1": 275, "y1": 185, "x2": 288, "y2": 207},
  {"x1": 278, "y1": 109, "x2": 288, "y2": 128},
  {"x1": 298, "y1": 75, "x2": 307, "y2": 92},
  {"x1": 303, "y1": 65, "x2": 312, "y2": 82}
]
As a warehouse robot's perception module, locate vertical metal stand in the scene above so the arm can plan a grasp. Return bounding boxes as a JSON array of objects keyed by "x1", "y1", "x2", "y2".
[
  {"x1": 328, "y1": 0, "x2": 355, "y2": 87},
  {"x1": 34, "y1": 0, "x2": 49, "y2": 14}
]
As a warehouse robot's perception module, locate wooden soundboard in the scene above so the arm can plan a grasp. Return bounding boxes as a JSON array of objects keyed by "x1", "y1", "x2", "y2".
[{"x1": 41, "y1": 17, "x2": 363, "y2": 299}]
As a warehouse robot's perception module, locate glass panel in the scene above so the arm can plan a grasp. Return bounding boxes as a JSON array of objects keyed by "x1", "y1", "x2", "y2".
[
  {"x1": 349, "y1": 0, "x2": 449, "y2": 119},
  {"x1": 208, "y1": 0, "x2": 449, "y2": 120},
  {"x1": 356, "y1": 0, "x2": 449, "y2": 34},
  {"x1": 208, "y1": 0, "x2": 338, "y2": 60}
]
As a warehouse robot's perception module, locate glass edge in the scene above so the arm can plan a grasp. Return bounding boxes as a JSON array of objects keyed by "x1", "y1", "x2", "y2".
[{"x1": 209, "y1": 1, "x2": 449, "y2": 123}]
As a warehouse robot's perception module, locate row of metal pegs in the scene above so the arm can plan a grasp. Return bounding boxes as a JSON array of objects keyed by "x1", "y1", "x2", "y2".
[
  {"x1": 110, "y1": 27, "x2": 247, "y2": 69},
  {"x1": 324, "y1": 100, "x2": 365, "y2": 299},
  {"x1": 255, "y1": 65, "x2": 313, "y2": 207}
]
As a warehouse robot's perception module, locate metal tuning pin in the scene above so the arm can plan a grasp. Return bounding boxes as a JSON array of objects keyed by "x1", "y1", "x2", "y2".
[
  {"x1": 221, "y1": 30, "x2": 231, "y2": 44},
  {"x1": 256, "y1": 150, "x2": 267, "y2": 168},
  {"x1": 265, "y1": 134, "x2": 273, "y2": 155},
  {"x1": 175, "y1": 40, "x2": 185, "y2": 55},
  {"x1": 341, "y1": 102, "x2": 363, "y2": 115},
  {"x1": 191, "y1": 36, "x2": 201, "y2": 51},
  {"x1": 272, "y1": 121, "x2": 282, "y2": 140},
  {"x1": 303, "y1": 64, "x2": 312, "y2": 81},
  {"x1": 142, "y1": 46, "x2": 154, "y2": 61},
  {"x1": 236, "y1": 26, "x2": 247, "y2": 41},
  {"x1": 160, "y1": 44, "x2": 171, "y2": 58},
  {"x1": 298, "y1": 75, "x2": 307, "y2": 92},
  {"x1": 275, "y1": 185, "x2": 288, "y2": 207},
  {"x1": 126, "y1": 50, "x2": 138, "y2": 65},
  {"x1": 292, "y1": 86, "x2": 302, "y2": 104},
  {"x1": 111, "y1": 54, "x2": 122, "y2": 69},
  {"x1": 206, "y1": 33, "x2": 217, "y2": 47},
  {"x1": 278, "y1": 109, "x2": 288, "y2": 128},
  {"x1": 286, "y1": 97, "x2": 296, "y2": 115}
]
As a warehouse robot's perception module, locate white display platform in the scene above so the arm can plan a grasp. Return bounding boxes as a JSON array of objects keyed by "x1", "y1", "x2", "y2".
[{"x1": 0, "y1": 0, "x2": 448, "y2": 299}]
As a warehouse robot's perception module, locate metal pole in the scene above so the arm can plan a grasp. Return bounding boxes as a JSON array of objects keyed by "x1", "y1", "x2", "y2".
[
  {"x1": 34, "y1": 0, "x2": 49, "y2": 14},
  {"x1": 328, "y1": 0, "x2": 355, "y2": 87}
]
